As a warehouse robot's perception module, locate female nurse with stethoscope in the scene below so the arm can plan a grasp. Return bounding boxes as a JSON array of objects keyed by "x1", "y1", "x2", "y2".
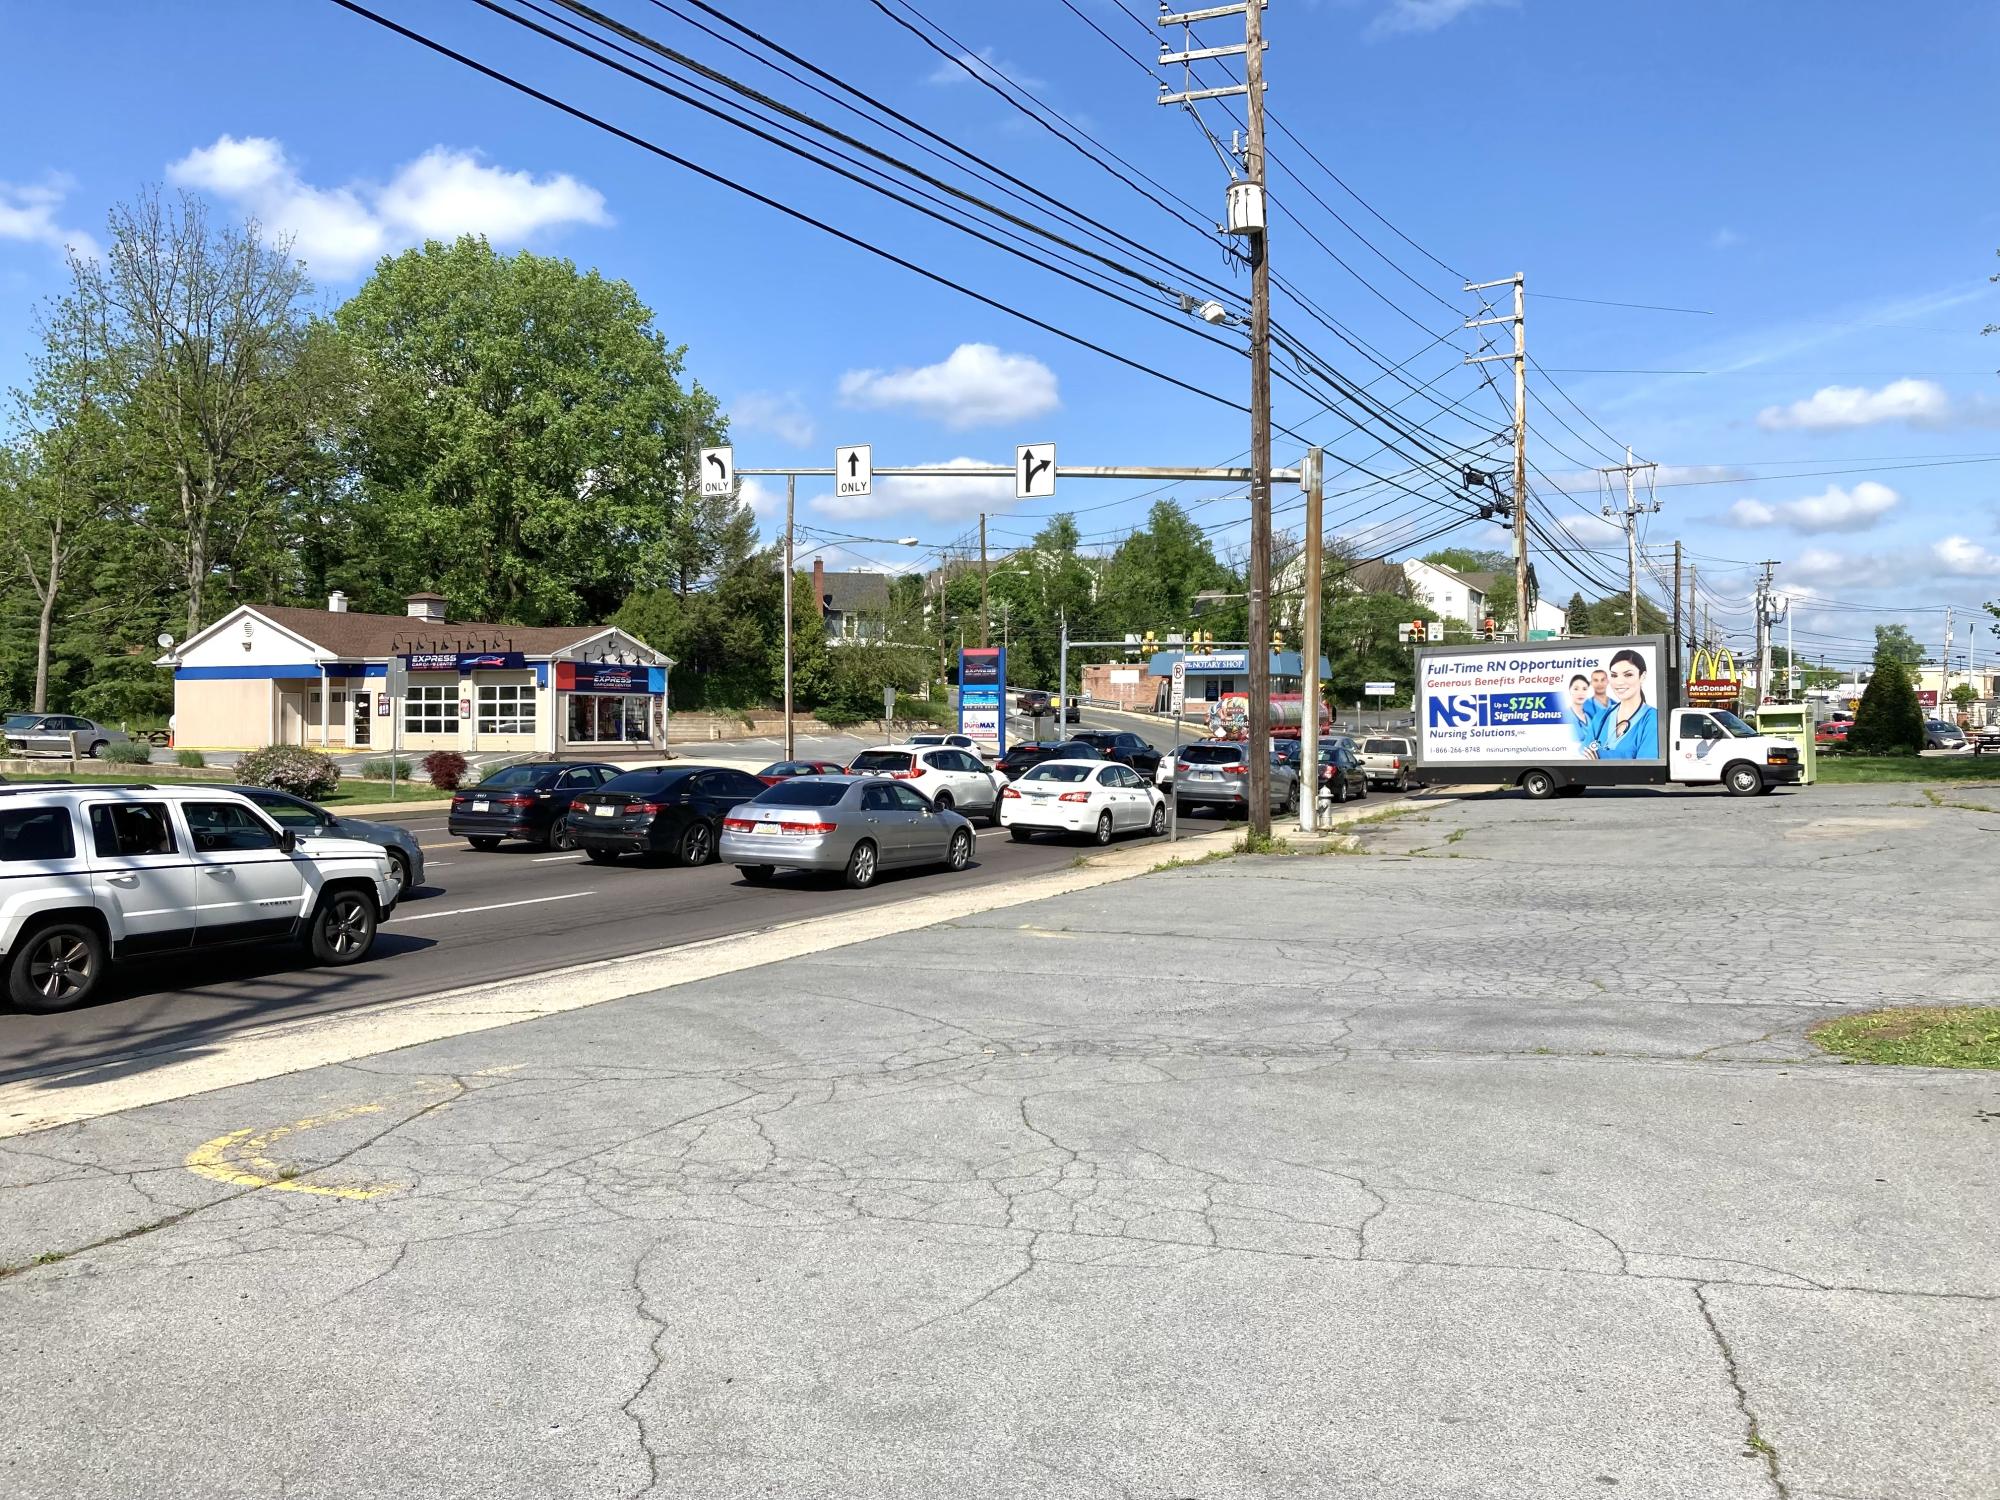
[{"x1": 1593, "y1": 649, "x2": 1657, "y2": 760}]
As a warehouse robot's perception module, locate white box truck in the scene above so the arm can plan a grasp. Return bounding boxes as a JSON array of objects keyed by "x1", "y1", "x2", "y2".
[{"x1": 1413, "y1": 635, "x2": 1803, "y2": 798}]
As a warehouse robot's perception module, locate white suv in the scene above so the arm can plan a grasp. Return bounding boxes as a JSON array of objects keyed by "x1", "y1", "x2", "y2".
[
  {"x1": 0, "y1": 783, "x2": 400, "y2": 1013},
  {"x1": 847, "y1": 744, "x2": 1004, "y2": 824}
]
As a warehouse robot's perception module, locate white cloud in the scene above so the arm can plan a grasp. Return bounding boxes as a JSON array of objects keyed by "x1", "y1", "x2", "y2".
[
  {"x1": 1756, "y1": 378, "x2": 1950, "y2": 431},
  {"x1": 927, "y1": 46, "x2": 1044, "y2": 91},
  {"x1": 1710, "y1": 227, "x2": 1742, "y2": 251},
  {"x1": 736, "y1": 477, "x2": 786, "y2": 527},
  {"x1": 1556, "y1": 513, "x2": 1623, "y2": 544},
  {"x1": 1933, "y1": 535, "x2": 2000, "y2": 577},
  {"x1": 1368, "y1": 0, "x2": 1515, "y2": 38},
  {"x1": 811, "y1": 456, "x2": 1012, "y2": 522},
  {"x1": 167, "y1": 135, "x2": 608, "y2": 278},
  {"x1": 838, "y1": 343, "x2": 1059, "y2": 430},
  {"x1": 0, "y1": 174, "x2": 100, "y2": 261},
  {"x1": 731, "y1": 391, "x2": 816, "y2": 447},
  {"x1": 1724, "y1": 480, "x2": 1900, "y2": 533}
]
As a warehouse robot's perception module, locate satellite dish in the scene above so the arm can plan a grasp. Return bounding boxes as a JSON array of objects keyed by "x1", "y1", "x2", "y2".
[{"x1": 157, "y1": 633, "x2": 175, "y2": 649}]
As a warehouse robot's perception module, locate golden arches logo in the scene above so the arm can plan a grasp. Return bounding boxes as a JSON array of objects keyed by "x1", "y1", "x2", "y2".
[{"x1": 1690, "y1": 645, "x2": 1739, "y2": 682}]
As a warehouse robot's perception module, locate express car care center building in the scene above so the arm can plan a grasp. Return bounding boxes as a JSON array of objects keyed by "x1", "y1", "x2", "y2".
[{"x1": 163, "y1": 592, "x2": 672, "y2": 754}]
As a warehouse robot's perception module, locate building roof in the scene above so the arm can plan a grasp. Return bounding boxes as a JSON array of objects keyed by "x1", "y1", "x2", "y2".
[
  {"x1": 1340, "y1": 559, "x2": 1411, "y2": 595},
  {"x1": 817, "y1": 571, "x2": 892, "y2": 615},
  {"x1": 247, "y1": 605, "x2": 612, "y2": 661}
]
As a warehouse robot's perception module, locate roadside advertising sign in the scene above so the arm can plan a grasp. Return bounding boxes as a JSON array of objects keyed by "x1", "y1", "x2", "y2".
[
  {"x1": 403, "y1": 651, "x2": 527, "y2": 673},
  {"x1": 1364, "y1": 680, "x2": 1395, "y2": 697},
  {"x1": 1416, "y1": 636, "x2": 1668, "y2": 766},
  {"x1": 958, "y1": 646, "x2": 1006, "y2": 753},
  {"x1": 1686, "y1": 679, "x2": 1740, "y2": 707},
  {"x1": 1917, "y1": 689, "x2": 1938, "y2": 708},
  {"x1": 376, "y1": 692, "x2": 390, "y2": 716},
  {"x1": 557, "y1": 661, "x2": 645, "y2": 692}
]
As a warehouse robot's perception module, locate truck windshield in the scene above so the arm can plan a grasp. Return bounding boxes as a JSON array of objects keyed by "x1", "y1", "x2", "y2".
[{"x1": 1711, "y1": 711, "x2": 1757, "y2": 738}]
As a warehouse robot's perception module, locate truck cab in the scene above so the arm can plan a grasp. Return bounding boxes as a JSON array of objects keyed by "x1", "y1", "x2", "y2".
[{"x1": 1665, "y1": 708, "x2": 1802, "y2": 795}]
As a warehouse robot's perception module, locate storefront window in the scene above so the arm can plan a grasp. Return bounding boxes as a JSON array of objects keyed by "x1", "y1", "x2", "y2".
[
  {"x1": 567, "y1": 694, "x2": 653, "y2": 742},
  {"x1": 404, "y1": 684, "x2": 459, "y2": 735},
  {"x1": 476, "y1": 682, "x2": 536, "y2": 735}
]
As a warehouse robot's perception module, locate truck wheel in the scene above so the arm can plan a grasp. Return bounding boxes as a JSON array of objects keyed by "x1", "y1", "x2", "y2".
[
  {"x1": 8, "y1": 920, "x2": 106, "y2": 1013},
  {"x1": 1521, "y1": 769, "x2": 1557, "y2": 800},
  {"x1": 1725, "y1": 763, "x2": 1762, "y2": 797},
  {"x1": 307, "y1": 888, "x2": 377, "y2": 965}
]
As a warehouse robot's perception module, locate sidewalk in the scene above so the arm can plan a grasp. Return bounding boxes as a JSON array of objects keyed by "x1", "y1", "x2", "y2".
[{"x1": 1, "y1": 786, "x2": 1991, "y2": 1499}]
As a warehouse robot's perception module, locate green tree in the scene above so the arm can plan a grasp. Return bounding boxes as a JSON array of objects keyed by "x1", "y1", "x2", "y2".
[
  {"x1": 1100, "y1": 500, "x2": 1236, "y2": 637},
  {"x1": 1420, "y1": 547, "x2": 1508, "y2": 575},
  {"x1": 1322, "y1": 577, "x2": 1438, "y2": 705},
  {"x1": 336, "y1": 236, "x2": 732, "y2": 625},
  {"x1": 1848, "y1": 646, "x2": 1926, "y2": 755},
  {"x1": 1564, "y1": 592, "x2": 1593, "y2": 636},
  {"x1": 1589, "y1": 594, "x2": 1670, "y2": 635},
  {"x1": 1872, "y1": 623, "x2": 1924, "y2": 669},
  {"x1": 1950, "y1": 682, "x2": 1978, "y2": 712},
  {"x1": 1482, "y1": 571, "x2": 1517, "y2": 634}
]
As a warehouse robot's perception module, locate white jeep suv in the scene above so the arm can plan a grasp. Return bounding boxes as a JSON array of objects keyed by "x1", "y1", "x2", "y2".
[
  {"x1": 847, "y1": 744, "x2": 1004, "y2": 823},
  {"x1": 0, "y1": 783, "x2": 400, "y2": 1013}
]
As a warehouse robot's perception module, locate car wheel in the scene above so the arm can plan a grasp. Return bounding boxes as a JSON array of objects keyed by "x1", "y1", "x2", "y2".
[
  {"x1": 307, "y1": 889, "x2": 377, "y2": 965},
  {"x1": 387, "y1": 849, "x2": 413, "y2": 897},
  {"x1": 1521, "y1": 769, "x2": 1557, "y2": 800},
  {"x1": 547, "y1": 820, "x2": 576, "y2": 852},
  {"x1": 1148, "y1": 802, "x2": 1167, "y2": 836},
  {"x1": 678, "y1": 821, "x2": 715, "y2": 866},
  {"x1": 1009, "y1": 826, "x2": 1034, "y2": 843},
  {"x1": 844, "y1": 839, "x2": 878, "y2": 889},
  {"x1": 86, "y1": 740, "x2": 108, "y2": 759},
  {"x1": 8, "y1": 920, "x2": 105, "y2": 1013},
  {"x1": 933, "y1": 791, "x2": 954, "y2": 815},
  {"x1": 946, "y1": 828, "x2": 973, "y2": 870},
  {"x1": 1092, "y1": 811, "x2": 1113, "y2": 845},
  {"x1": 1725, "y1": 763, "x2": 1762, "y2": 797},
  {"x1": 585, "y1": 847, "x2": 621, "y2": 865},
  {"x1": 1395, "y1": 774, "x2": 1409, "y2": 793},
  {"x1": 738, "y1": 865, "x2": 775, "y2": 885},
  {"x1": 1283, "y1": 780, "x2": 1300, "y2": 814},
  {"x1": 468, "y1": 836, "x2": 502, "y2": 851}
]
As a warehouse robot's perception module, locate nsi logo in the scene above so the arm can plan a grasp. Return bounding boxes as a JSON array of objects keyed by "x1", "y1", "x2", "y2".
[{"x1": 1427, "y1": 693, "x2": 1484, "y2": 729}]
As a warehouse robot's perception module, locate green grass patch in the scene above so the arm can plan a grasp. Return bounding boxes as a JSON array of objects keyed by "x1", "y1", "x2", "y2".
[
  {"x1": 1814, "y1": 756, "x2": 2000, "y2": 784},
  {"x1": 1809, "y1": 1006, "x2": 2000, "y2": 1069}
]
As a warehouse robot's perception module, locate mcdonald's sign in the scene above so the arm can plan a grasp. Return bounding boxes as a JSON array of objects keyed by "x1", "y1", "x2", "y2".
[{"x1": 1687, "y1": 644, "x2": 1741, "y2": 707}]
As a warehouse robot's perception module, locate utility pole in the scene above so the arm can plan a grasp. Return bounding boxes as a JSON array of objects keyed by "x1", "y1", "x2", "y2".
[
  {"x1": 1598, "y1": 446, "x2": 1660, "y2": 634},
  {"x1": 1754, "y1": 559, "x2": 1780, "y2": 706},
  {"x1": 1943, "y1": 605, "x2": 1954, "y2": 715},
  {"x1": 1686, "y1": 562, "x2": 1697, "y2": 658},
  {"x1": 1299, "y1": 445, "x2": 1323, "y2": 833},
  {"x1": 782, "y1": 473, "x2": 796, "y2": 759},
  {"x1": 1157, "y1": 0, "x2": 1273, "y2": 836},
  {"x1": 979, "y1": 512, "x2": 990, "y2": 649},
  {"x1": 1672, "y1": 539, "x2": 1683, "y2": 690},
  {"x1": 1465, "y1": 274, "x2": 1528, "y2": 642}
]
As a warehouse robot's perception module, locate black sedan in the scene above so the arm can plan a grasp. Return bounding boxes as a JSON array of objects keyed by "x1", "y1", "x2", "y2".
[
  {"x1": 448, "y1": 761, "x2": 621, "y2": 850},
  {"x1": 566, "y1": 764, "x2": 772, "y2": 866},
  {"x1": 1061, "y1": 730, "x2": 1162, "y2": 775},
  {"x1": 1315, "y1": 741, "x2": 1370, "y2": 804},
  {"x1": 995, "y1": 741, "x2": 1068, "y2": 780}
]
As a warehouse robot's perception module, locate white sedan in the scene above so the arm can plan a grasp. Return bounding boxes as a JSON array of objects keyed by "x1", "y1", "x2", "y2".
[{"x1": 1000, "y1": 759, "x2": 1166, "y2": 844}]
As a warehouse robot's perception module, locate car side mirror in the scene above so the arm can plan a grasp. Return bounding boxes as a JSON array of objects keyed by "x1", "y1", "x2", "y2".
[{"x1": 278, "y1": 830, "x2": 298, "y2": 854}]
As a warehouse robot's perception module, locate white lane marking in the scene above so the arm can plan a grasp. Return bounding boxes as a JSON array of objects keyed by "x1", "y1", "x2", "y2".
[
  {"x1": 391, "y1": 891, "x2": 595, "y2": 924},
  {"x1": 531, "y1": 854, "x2": 584, "y2": 863}
]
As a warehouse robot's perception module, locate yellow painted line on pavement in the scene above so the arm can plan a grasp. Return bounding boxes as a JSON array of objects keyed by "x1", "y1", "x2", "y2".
[{"x1": 185, "y1": 1098, "x2": 399, "y2": 1200}]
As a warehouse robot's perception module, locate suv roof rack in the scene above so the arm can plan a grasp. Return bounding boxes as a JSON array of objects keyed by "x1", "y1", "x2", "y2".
[{"x1": 0, "y1": 781, "x2": 158, "y2": 796}]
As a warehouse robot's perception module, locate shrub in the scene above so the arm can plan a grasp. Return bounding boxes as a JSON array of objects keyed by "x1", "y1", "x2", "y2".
[
  {"x1": 422, "y1": 750, "x2": 469, "y2": 790},
  {"x1": 175, "y1": 748, "x2": 206, "y2": 768},
  {"x1": 1848, "y1": 656, "x2": 1926, "y2": 756},
  {"x1": 361, "y1": 756, "x2": 414, "y2": 780},
  {"x1": 235, "y1": 744, "x2": 341, "y2": 800},
  {"x1": 103, "y1": 740, "x2": 153, "y2": 765}
]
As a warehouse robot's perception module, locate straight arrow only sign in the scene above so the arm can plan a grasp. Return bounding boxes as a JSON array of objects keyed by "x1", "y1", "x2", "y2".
[
  {"x1": 1016, "y1": 442, "x2": 1055, "y2": 500},
  {"x1": 836, "y1": 444, "x2": 872, "y2": 497}
]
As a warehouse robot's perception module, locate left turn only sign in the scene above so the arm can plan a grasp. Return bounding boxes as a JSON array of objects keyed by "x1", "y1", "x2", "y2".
[
  {"x1": 836, "y1": 444, "x2": 872, "y2": 498},
  {"x1": 699, "y1": 445, "x2": 734, "y2": 497}
]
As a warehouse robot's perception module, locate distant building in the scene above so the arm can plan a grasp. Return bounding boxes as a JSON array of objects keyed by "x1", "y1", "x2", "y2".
[{"x1": 809, "y1": 559, "x2": 892, "y2": 645}]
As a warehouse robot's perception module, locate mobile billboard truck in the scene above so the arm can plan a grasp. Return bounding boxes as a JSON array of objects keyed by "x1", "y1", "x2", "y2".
[{"x1": 1414, "y1": 636, "x2": 1802, "y2": 798}]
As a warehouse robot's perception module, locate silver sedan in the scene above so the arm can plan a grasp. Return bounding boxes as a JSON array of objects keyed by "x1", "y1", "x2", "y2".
[
  {"x1": 719, "y1": 775, "x2": 975, "y2": 889},
  {"x1": 2, "y1": 714, "x2": 131, "y2": 758}
]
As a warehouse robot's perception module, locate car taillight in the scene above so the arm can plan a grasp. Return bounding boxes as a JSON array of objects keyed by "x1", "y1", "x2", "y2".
[
  {"x1": 1391, "y1": 757, "x2": 1402, "y2": 769},
  {"x1": 1058, "y1": 791, "x2": 1091, "y2": 803},
  {"x1": 722, "y1": 817, "x2": 757, "y2": 832},
  {"x1": 1001, "y1": 786, "x2": 1020, "y2": 798},
  {"x1": 779, "y1": 820, "x2": 837, "y2": 835},
  {"x1": 497, "y1": 794, "x2": 534, "y2": 809},
  {"x1": 891, "y1": 768, "x2": 919, "y2": 780},
  {"x1": 1223, "y1": 764, "x2": 1246, "y2": 774},
  {"x1": 451, "y1": 795, "x2": 466, "y2": 808},
  {"x1": 632, "y1": 801, "x2": 665, "y2": 815}
]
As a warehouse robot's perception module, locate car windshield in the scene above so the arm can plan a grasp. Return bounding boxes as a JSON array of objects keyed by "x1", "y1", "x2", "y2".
[
  {"x1": 1, "y1": 714, "x2": 38, "y2": 730},
  {"x1": 752, "y1": 781, "x2": 849, "y2": 807},
  {"x1": 850, "y1": 751, "x2": 915, "y2": 773},
  {"x1": 601, "y1": 770, "x2": 688, "y2": 795},
  {"x1": 475, "y1": 765, "x2": 549, "y2": 790},
  {"x1": 1023, "y1": 764, "x2": 1092, "y2": 784},
  {"x1": 1179, "y1": 745, "x2": 1241, "y2": 765},
  {"x1": 1051, "y1": 742, "x2": 1102, "y2": 758},
  {"x1": 1711, "y1": 711, "x2": 1758, "y2": 738}
]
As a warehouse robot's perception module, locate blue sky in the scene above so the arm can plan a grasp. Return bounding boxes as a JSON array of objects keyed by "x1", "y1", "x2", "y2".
[{"x1": 4, "y1": 0, "x2": 1997, "y2": 669}]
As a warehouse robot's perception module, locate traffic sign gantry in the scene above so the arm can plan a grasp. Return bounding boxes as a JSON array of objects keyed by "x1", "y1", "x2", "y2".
[
  {"x1": 835, "y1": 444, "x2": 872, "y2": 497},
  {"x1": 699, "y1": 445, "x2": 734, "y2": 497},
  {"x1": 1015, "y1": 442, "x2": 1056, "y2": 499}
]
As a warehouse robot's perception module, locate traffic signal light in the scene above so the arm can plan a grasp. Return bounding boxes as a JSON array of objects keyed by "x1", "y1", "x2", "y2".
[
  {"x1": 1482, "y1": 617, "x2": 1496, "y2": 640},
  {"x1": 1411, "y1": 620, "x2": 1427, "y2": 643},
  {"x1": 1270, "y1": 628, "x2": 1285, "y2": 651}
]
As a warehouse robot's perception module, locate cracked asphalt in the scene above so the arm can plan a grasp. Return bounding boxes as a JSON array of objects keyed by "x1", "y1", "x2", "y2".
[{"x1": 2, "y1": 780, "x2": 1996, "y2": 1499}]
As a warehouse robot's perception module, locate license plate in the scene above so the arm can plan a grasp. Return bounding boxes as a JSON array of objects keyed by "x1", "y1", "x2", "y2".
[
  {"x1": 593, "y1": 805, "x2": 614, "y2": 817},
  {"x1": 753, "y1": 822, "x2": 780, "y2": 834},
  {"x1": 1190, "y1": 770, "x2": 1220, "y2": 782},
  {"x1": 472, "y1": 799, "x2": 490, "y2": 812}
]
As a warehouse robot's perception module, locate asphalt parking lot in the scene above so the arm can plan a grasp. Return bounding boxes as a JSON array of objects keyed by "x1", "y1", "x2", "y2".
[{"x1": 2, "y1": 778, "x2": 1995, "y2": 1499}]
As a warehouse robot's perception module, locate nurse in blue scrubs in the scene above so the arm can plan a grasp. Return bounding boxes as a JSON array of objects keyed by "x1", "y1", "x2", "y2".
[
  {"x1": 1594, "y1": 649, "x2": 1657, "y2": 760},
  {"x1": 1563, "y1": 673, "x2": 1602, "y2": 750}
]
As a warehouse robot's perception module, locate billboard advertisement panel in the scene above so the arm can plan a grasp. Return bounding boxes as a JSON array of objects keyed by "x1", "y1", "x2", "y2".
[
  {"x1": 1417, "y1": 637, "x2": 1667, "y2": 766},
  {"x1": 958, "y1": 646, "x2": 1006, "y2": 751}
]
